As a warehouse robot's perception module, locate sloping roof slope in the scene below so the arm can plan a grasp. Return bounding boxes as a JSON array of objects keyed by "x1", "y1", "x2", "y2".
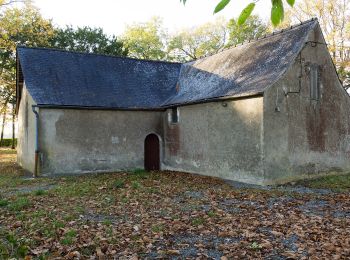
[
  {"x1": 17, "y1": 47, "x2": 181, "y2": 109},
  {"x1": 17, "y1": 19, "x2": 318, "y2": 109},
  {"x1": 163, "y1": 19, "x2": 317, "y2": 106}
]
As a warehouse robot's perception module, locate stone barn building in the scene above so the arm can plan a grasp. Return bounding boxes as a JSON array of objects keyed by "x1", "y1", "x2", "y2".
[{"x1": 16, "y1": 19, "x2": 350, "y2": 185}]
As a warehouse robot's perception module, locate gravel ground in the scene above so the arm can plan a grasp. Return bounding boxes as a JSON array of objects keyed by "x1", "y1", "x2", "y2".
[
  {"x1": 3, "y1": 183, "x2": 57, "y2": 196},
  {"x1": 225, "y1": 179, "x2": 334, "y2": 195}
]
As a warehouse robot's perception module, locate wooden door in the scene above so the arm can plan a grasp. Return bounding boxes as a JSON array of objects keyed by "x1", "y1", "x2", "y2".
[{"x1": 144, "y1": 134, "x2": 160, "y2": 171}]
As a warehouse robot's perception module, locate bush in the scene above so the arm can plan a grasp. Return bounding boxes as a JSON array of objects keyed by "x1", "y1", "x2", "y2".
[{"x1": 0, "y1": 138, "x2": 17, "y2": 147}]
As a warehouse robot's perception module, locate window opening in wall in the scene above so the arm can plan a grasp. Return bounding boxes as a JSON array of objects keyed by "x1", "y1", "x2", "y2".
[
  {"x1": 170, "y1": 107, "x2": 179, "y2": 123},
  {"x1": 310, "y1": 64, "x2": 320, "y2": 100}
]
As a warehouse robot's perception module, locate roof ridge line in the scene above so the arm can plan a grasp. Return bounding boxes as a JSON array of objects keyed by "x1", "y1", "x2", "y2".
[
  {"x1": 16, "y1": 45, "x2": 182, "y2": 65},
  {"x1": 194, "y1": 18, "x2": 318, "y2": 61}
]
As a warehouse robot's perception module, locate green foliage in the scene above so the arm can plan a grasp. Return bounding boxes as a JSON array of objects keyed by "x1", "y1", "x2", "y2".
[
  {"x1": 0, "y1": 3, "x2": 54, "y2": 111},
  {"x1": 238, "y1": 3, "x2": 256, "y2": 25},
  {"x1": 132, "y1": 168, "x2": 147, "y2": 175},
  {"x1": 50, "y1": 26, "x2": 127, "y2": 56},
  {"x1": 34, "y1": 189, "x2": 46, "y2": 196},
  {"x1": 114, "y1": 179, "x2": 125, "y2": 189},
  {"x1": 250, "y1": 241, "x2": 262, "y2": 250},
  {"x1": 102, "y1": 219, "x2": 112, "y2": 226},
  {"x1": 168, "y1": 18, "x2": 229, "y2": 61},
  {"x1": 122, "y1": 17, "x2": 167, "y2": 60},
  {"x1": 207, "y1": 210, "x2": 216, "y2": 217},
  {"x1": 227, "y1": 16, "x2": 268, "y2": 47},
  {"x1": 131, "y1": 181, "x2": 141, "y2": 189},
  {"x1": 191, "y1": 217, "x2": 205, "y2": 226},
  {"x1": 180, "y1": 0, "x2": 291, "y2": 26},
  {"x1": 214, "y1": 0, "x2": 231, "y2": 14},
  {"x1": 0, "y1": 138, "x2": 17, "y2": 147},
  {"x1": 286, "y1": 0, "x2": 295, "y2": 7},
  {"x1": 60, "y1": 230, "x2": 77, "y2": 245},
  {"x1": 0, "y1": 3, "x2": 127, "y2": 116},
  {"x1": 130, "y1": 168, "x2": 148, "y2": 180},
  {"x1": 0, "y1": 231, "x2": 29, "y2": 258},
  {"x1": 338, "y1": 65, "x2": 350, "y2": 88},
  {"x1": 0, "y1": 199, "x2": 9, "y2": 207},
  {"x1": 169, "y1": 15, "x2": 267, "y2": 61},
  {"x1": 52, "y1": 220, "x2": 65, "y2": 229},
  {"x1": 271, "y1": 0, "x2": 284, "y2": 26},
  {"x1": 8, "y1": 197, "x2": 30, "y2": 211},
  {"x1": 296, "y1": 173, "x2": 350, "y2": 192},
  {"x1": 151, "y1": 224, "x2": 164, "y2": 233}
]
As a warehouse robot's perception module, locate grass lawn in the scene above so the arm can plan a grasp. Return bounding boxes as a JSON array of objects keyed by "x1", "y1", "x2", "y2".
[{"x1": 1, "y1": 148, "x2": 350, "y2": 259}]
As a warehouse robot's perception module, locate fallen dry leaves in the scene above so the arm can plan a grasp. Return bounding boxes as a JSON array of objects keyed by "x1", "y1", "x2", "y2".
[{"x1": 0, "y1": 151, "x2": 350, "y2": 259}]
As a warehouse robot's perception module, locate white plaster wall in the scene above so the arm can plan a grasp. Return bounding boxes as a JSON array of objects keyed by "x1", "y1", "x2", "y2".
[{"x1": 17, "y1": 84, "x2": 37, "y2": 172}]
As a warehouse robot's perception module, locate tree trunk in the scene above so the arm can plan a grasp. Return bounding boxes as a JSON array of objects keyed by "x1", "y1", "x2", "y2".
[
  {"x1": 11, "y1": 102, "x2": 15, "y2": 149},
  {"x1": 0, "y1": 107, "x2": 7, "y2": 147}
]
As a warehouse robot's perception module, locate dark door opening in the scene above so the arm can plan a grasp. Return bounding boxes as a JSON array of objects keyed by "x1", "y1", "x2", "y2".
[{"x1": 144, "y1": 134, "x2": 160, "y2": 171}]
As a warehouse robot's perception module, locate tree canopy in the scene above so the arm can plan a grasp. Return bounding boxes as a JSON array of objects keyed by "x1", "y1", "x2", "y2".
[
  {"x1": 226, "y1": 15, "x2": 268, "y2": 47},
  {"x1": 0, "y1": 4, "x2": 54, "y2": 106},
  {"x1": 122, "y1": 17, "x2": 167, "y2": 60},
  {"x1": 281, "y1": 0, "x2": 350, "y2": 87},
  {"x1": 167, "y1": 16, "x2": 267, "y2": 62},
  {"x1": 168, "y1": 18, "x2": 229, "y2": 62},
  {"x1": 50, "y1": 26, "x2": 127, "y2": 56}
]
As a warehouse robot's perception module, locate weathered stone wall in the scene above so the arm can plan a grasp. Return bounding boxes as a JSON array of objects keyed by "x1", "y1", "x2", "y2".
[
  {"x1": 17, "y1": 84, "x2": 37, "y2": 172},
  {"x1": 38, "y1": 109, "x2": 163, "y2": 175},
  {"x1": 263, "y1": 24, "x2": 350, "y2": 184},
  {"x1": 163, "y1": 98, "x2": 265, "y2": 184}
]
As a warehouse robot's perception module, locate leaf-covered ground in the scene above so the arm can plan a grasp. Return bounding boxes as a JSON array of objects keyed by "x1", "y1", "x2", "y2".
[{"x1": 1, "y1": 148, "x2": 350, "y2": 259}]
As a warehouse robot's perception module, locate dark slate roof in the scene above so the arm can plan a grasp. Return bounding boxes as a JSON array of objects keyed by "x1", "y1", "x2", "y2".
[
  {"x1": 162, "y1": 19, "x2": 317, "y2": 106},
  {"x1": 17, "y1": 19, "x2": 318, "y2": 109},
  {"x1": 17, "y1": 47, "x2": 181, "y2": 109}
]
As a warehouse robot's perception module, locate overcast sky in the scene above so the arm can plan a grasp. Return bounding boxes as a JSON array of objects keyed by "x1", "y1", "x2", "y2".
[{"x1": 33, "y1": 0, "x2": 271, "y2": 35}]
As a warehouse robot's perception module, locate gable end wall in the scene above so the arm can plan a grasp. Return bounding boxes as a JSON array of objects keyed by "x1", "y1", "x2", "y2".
[{"x1": 263, "y1": 24, "x2": 350, "y2": 184}]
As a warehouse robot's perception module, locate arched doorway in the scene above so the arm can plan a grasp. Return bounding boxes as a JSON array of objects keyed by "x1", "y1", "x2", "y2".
[{"x1": 144, "y1": 134, "x2": 160, "y2": 171}]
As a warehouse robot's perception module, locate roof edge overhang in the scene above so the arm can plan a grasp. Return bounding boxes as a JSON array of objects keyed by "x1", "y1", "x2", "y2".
[
  {"x1": 162, "y1": 92, "x2": 264, "y2": 108},
  {"x1": 16, "y1": 48, "x2": 24, "y2": 115},
  {"x1": 34, "y1": 104, "x2": 167, "y2": 111},
  {"x1": 34, "y1": 92, "x2": 264, "y2": 111}
]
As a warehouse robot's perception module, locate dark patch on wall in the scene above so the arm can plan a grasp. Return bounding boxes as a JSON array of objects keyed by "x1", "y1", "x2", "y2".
[
  {"x1": 165, "y1": 123, "x2": 180, "y2": 156},
  {"x1": 305, "y1": 59, "x2": 346, "y2": 153},
  {"x1": 312, "y1": 25, "x2": 321, "y2": 42},
  {"x1": 306, "y1": 104, "x2": 326, "y2": 152}
]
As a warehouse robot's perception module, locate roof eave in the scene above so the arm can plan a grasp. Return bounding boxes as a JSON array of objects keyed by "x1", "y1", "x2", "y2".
[
  {"x1": 34, "y1": 104, "x2": 167, "y2": 111},
  {"x1": 162, "y1": 92, "x2": 264, "y2": 108}
]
